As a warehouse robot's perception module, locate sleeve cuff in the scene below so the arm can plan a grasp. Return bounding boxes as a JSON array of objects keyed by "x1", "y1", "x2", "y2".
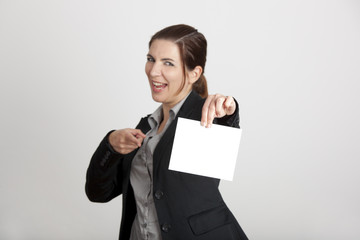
[{"x1": 105, "y1": 130, "x2": 122, "y2": 155}]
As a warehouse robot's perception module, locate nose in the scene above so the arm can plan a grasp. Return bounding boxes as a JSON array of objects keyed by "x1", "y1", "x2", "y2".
[{"x1": 149, "y1": 62, "x2": 162, "y2": 77}]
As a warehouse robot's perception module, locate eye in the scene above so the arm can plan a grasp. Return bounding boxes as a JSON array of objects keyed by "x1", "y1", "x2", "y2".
[
  {"x1": 164, "y1": 61, "x2": 174, "y2": 67},
  {"x1": 147, "y1": 56, "x2": 155, "y2": 62}
]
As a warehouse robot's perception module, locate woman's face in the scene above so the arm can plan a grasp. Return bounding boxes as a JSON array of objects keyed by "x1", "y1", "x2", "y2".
[{"x1": 145, "y1": 39, "x2": 192, "y2": 108}]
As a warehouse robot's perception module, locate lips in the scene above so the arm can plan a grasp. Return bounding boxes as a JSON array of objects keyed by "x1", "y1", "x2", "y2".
[{"x1": 152, "y1": 81, "x2": 167, "y2": 92}]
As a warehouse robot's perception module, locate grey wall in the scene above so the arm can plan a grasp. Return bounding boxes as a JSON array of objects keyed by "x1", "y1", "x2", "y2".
[{"x1": 1, "y1": 0, "x2": 359, "y2": 239}]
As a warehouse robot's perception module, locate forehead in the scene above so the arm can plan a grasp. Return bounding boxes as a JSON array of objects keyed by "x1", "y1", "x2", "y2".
[{"x1": 148, "y1": 39, "x2": 180, "y2": 59}]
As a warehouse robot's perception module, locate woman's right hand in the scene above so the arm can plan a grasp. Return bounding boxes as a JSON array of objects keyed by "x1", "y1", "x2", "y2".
[{"x1": 109, "y1": 129, "x2": 146, "y2": 154}]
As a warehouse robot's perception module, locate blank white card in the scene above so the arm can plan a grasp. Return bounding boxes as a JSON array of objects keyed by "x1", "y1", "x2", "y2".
[{"x1": 169, "y1": 117, "x2": 242, "y2": 181}]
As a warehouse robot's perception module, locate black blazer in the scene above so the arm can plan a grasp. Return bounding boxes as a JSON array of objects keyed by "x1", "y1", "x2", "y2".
[{"x1": 86, "y1": 91, "x2": 248, "y2": 240}]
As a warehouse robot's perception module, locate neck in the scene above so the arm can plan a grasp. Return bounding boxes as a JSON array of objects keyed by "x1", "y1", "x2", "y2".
[
  {"x1": 161, "y1": 90, "x2": 191, "y2": 124},
  {"x1": 162, "y1": 107, "x2": 170, "y2": 125},
  {"x1": 158, "y1": 104, "x2": 171, "y2": 135}
]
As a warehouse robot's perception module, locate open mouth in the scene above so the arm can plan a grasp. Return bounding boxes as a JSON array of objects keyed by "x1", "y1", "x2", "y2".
[{"x1": 152, "y1": 81, "x2": 167, "y2": 92}]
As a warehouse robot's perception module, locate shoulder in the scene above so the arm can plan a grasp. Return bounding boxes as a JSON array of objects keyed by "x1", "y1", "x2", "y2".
[{"x1": 176, "y1": 91, "x2": 205, "y2": 120}]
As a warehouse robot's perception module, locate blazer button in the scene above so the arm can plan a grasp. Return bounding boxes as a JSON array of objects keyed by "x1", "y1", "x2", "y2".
[
  {"x1": 154, "y1": 190, "x2": 164, "y2": 200},
  {"x1": 161, "y1": 223, "x2": 171, "y2": 232}
]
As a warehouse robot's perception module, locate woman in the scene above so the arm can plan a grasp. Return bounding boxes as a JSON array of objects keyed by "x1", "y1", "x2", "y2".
[{"x1": 86, "y1": 24, "x2": 248, "y2": 240}]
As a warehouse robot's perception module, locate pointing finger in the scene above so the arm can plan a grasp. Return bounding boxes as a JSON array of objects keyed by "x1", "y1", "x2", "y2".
[
  {"x1": 224, "y1": 96, "x2": 235, "y2": 115},
  {"x1": 215, "y1": 96, "x2": 226, "y2": 118},
  {"x1": 134, "y1": 129, "x2": 146, "y2": 139},
  {"x1": 207, "y1": 97, "x2": 216, "y2": 128},
  {"x1": 201, "y1": 95, "x2": 214, "y2": 126},
  {"x1": 127, "y1": 131, "x2": 143, "y2": 147}
]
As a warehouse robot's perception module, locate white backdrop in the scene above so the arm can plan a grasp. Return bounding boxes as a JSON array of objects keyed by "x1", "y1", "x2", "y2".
[{"x1": 1, "y1": 0, "x2": 360, "y2": 239}]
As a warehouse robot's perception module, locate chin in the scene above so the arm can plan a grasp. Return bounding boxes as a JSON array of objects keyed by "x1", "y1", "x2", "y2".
[{"x1": 151, "y1": 93, "x2": 164, "y2": 103}]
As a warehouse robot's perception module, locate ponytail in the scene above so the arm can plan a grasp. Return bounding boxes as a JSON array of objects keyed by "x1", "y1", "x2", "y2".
[{"x1": 192, "y1": 74, "x2": 208, "y2": 98}]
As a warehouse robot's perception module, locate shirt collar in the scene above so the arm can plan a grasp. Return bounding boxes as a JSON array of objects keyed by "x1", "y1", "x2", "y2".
[{"x1": 148, "y1": 91, "x2": 192, "y2": 128}]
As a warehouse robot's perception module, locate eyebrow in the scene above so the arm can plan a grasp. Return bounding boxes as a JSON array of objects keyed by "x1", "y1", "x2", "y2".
[
  {"x1": 147, "y1": 54, "x2": 175, "y2": 62},
  {"x1": 161, "y1": 58, "x2": 175, "y2": 62}
]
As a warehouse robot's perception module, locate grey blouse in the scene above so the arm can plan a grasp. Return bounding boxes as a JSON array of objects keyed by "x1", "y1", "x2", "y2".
[{"x1": 129, "y1": 94, "x2": 189, "y2": 240}]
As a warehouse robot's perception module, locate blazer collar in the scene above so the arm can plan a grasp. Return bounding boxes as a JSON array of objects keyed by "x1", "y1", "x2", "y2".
[{"x1": 138, "y1": 90, "x2": 204, "y2": 136}]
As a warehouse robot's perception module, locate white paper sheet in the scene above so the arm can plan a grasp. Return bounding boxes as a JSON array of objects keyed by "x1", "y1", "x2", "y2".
[{"x1": 169, "y1": 117, "x2": 242, "y2": 181}]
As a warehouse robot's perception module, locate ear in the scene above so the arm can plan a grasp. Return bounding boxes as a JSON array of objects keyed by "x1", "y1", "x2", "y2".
[{"x1": 188, "y1": 66, "x2": 203, "y2": 84}]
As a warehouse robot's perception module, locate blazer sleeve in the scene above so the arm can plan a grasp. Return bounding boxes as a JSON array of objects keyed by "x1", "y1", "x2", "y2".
[
  {"x1": 85, "y1": 130, "x2": 125, "y2": 203},
  {"x1": 214, "y1": 98, "x2": 240, "y2": 128}
]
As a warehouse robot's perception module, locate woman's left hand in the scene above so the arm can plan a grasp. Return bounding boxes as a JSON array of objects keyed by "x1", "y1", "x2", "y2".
[{"x1": 201, "y1": 94, "x2": 236, "y2": 128}]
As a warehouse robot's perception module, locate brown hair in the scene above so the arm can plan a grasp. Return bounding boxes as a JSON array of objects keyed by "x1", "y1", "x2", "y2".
[{"x1": 149, "y1": 24, "x2": 208, "y2": 98}]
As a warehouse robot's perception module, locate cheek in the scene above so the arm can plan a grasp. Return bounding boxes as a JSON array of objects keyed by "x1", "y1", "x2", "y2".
[
  {"x1": 166, "y1": 69, "x2": 184, "y2": 85},
  {"x1": 145, "y1": 63, "x2": 151, "y2": 76}
]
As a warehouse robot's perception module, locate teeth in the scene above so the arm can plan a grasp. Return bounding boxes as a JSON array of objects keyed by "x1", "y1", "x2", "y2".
[{"x1": 153, "y1": 82, "x2": 166, "y2": 86}]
